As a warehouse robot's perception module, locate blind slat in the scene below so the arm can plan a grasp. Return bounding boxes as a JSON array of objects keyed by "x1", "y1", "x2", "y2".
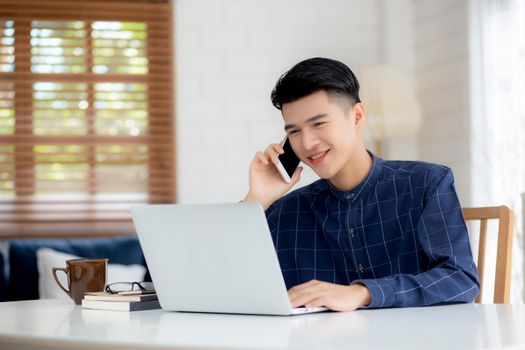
[
  {"x1": 0, "y1": 0, "x2": 171, "y2": 12},
  {"x1": 0, "y1": 73, "x2": 173, "y2": 84}
]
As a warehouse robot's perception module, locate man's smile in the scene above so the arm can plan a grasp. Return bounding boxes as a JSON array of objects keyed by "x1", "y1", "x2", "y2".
[{"x1": 307, "y1": 149, "x2": 330, "y2": 164}]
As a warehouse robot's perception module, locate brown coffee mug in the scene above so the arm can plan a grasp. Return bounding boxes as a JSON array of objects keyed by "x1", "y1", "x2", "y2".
[{"x1": 52, "y1": 258, "x2": 108, "y2": 305}]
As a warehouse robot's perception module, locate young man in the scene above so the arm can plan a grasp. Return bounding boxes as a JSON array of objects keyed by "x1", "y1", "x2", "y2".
[{"x1": 243, "y1": 57, "x2": 479, "y2": 311}]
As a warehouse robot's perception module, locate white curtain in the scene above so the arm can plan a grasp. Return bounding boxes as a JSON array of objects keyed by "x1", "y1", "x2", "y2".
[{"x1": 472, "y1": 0, "x2": 525, "y2": 303}]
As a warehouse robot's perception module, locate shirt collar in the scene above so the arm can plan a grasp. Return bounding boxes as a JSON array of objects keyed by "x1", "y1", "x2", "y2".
[{"x1": 326, "y1": 150, "x2": 384, "y2": 203}]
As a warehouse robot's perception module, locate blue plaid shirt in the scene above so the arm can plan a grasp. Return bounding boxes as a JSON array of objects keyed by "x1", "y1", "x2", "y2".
[{"x1": 265, "y1": 153, "x2": 480, "y2": 308}]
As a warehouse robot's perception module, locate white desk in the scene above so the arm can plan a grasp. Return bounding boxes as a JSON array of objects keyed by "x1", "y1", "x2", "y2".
[{"x1": 1, "y1": 300, "x2": 525, "y2": 350}]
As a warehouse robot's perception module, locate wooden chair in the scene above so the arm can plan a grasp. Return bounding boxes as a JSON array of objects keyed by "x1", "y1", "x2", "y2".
[{"x1": 462, "y1": 206, "x2": 515, "y2": 304}]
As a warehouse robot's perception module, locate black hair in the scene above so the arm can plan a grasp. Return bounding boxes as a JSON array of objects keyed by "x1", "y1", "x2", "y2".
[{"x1": 270, "y1": 57, "x2": 361, "y2": 110}]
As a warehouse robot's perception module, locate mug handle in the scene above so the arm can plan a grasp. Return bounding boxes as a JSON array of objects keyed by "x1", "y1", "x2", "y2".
[{"x1": 52, "y1": 267, "x2": 71, "y2": 298}]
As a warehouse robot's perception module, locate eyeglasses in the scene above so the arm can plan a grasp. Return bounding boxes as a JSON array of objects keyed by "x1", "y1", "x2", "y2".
[{"x1": 105, "y1": 281, "x2": 155, "y2": 294}]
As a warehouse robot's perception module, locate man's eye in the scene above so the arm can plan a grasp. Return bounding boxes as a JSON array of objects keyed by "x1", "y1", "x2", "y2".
[
  {"x1": 289, "y1": 130, "x2": 300, "y2": 135},
  {"x1": 314, "y1": 122, "x2": 325, "y2": 127}
]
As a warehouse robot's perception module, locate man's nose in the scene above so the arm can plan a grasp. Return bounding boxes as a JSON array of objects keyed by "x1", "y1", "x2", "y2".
[{"x1": 301, "y1": 130, "x2": 319, "y2": 151}]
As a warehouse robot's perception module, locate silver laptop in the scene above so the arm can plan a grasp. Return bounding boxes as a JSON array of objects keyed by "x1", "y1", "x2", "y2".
[{"x1": 131, "y1": 202, "x2": 328, "y2": 316}]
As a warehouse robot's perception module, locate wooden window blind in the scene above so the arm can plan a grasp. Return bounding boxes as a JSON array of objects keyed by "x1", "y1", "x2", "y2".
[{"x1": 0, "y1": 0, "x2": 175, "y2": 238}]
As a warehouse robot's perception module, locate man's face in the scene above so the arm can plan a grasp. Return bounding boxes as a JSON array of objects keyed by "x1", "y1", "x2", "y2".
[{"x1": 282, "y1": 90, "x2": 363, "y2": 180}]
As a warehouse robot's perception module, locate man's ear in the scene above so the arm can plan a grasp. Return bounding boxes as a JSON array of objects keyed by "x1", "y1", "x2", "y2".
[{"x1": 352, "y1": 103, "x2": 366, "y2": 130}]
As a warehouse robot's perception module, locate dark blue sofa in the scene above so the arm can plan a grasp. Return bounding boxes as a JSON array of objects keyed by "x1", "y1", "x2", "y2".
[
  {"x1": 0, "y1": 251, "x2": 6, "y2": 302},
  {"x1": 0, "y1": 235, "x2": 150, "y2": 302}
]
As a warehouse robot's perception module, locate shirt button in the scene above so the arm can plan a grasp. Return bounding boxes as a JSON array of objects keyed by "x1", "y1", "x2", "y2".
[
  {"x1": 358, "y1": 264, "x2": 365, "y2": 273},
  {"x1": 346, "y1": 193, "x2": 355, "y2": 200},
  {"x1": 348, "y1": 228, "x2": 355, "y2": 238}
]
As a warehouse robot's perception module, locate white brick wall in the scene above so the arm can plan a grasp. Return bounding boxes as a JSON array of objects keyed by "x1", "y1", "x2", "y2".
[
  {"x1": 380, "y1": 0, "x2": 419, "y2": 160},
  {"x1": 414, "y1": 0, "x2": 524, "y2": 304},
  {"x1": 175, "y1": 0, "x2": 382, "y2": 203},
  {"x1": 413, "y1": 0, "x2": 472, "y2": 204},
  {"x1": 174, "y1": 0, "x2": 474, "y2": 207}
]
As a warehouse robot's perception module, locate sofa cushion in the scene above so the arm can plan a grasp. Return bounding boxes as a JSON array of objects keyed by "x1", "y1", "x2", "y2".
[{"x1": 7, "y1": 235, "x2": 147, "y2": 301}]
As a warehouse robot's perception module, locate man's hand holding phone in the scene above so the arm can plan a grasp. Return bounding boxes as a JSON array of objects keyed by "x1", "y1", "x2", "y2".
[{"x1": 244, "y1": 139, "x2": 302, "y2": 210}]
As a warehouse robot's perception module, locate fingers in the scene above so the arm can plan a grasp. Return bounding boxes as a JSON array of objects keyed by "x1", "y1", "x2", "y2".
[
  {"x1": 289, "y1": 282, "x2": 370, "y2": 311},
  {"x1": 292, "y1": 292, "x2": 322, "y2": 308},
  {"x1": 302, "y1": 297, "x2": 326, "y2": 308},
  {"x1": 265, "y1": 143, "x2": 284, "y2": 166},
  {"x1": 255, "y1": 151, "x2": 269, "y2": 165},
  {"x1": 288, "y1": 280, "x2": 325, "y2": 308},
  {"x1": 266, "y1": 143, "x2": 284, "y2": 155},
  {"x1": 251, "y1": 144, "x2": 283, "y2": 168}
]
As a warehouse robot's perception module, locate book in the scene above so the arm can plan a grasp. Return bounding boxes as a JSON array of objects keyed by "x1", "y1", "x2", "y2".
[
  {"x1": 81, "y1": 299, "x2": 161, "y2": 311},
  {"x1": 82, "y1": 308, "x2": 131, "y2": 322},
  {"x1": 84, "y1": 292, "x2": 158, "y2": 302}
]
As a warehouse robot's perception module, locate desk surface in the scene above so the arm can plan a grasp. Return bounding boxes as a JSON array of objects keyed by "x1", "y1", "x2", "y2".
[{"x1": 1, "y1": 300, "x2": 525, "y2": 350}]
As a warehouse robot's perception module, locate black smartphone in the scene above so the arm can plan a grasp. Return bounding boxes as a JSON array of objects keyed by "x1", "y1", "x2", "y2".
[{"x1": 276, "y1": 137, "x2": 300, "y2": 183}]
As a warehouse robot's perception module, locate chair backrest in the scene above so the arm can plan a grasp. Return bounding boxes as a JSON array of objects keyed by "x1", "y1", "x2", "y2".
[{"x1": 462, "y1": 206, "x2": 515, "y2": 304}]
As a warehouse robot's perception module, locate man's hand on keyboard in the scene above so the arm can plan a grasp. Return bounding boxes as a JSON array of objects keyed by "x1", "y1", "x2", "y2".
[{"x1": 288, "y1": 280, "x2": 371, "y2": 312}]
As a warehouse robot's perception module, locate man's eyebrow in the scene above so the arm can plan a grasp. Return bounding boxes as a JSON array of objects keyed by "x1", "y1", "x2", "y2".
[{"x1": 284, "y1": 114, "x2": 328, "y2": 131}]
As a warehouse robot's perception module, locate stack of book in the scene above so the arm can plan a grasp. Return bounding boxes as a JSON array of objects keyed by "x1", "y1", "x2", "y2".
[{"x1": 81, "y1": 292, "x2": 161, "y2": 311}]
